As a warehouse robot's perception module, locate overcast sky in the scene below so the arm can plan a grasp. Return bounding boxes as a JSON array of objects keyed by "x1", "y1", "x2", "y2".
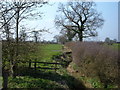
[{"x1": 24, "y1": 1, "x2": 118, "y2": 42}]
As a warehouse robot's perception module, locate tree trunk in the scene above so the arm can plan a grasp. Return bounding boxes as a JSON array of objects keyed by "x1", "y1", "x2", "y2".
[
  {"x1": 35, "y1": 36, "x2": 37, "y2": 43},
  {"x1": 2, "y1": 67, "x2": 9, "y2": 89},
  {"x1": 12, "y1": 7, "x2": 20, "y2": 78},
  {"x1": 10, "y1": 64, "x2": 16, "y2": 78},
  {"x1": 67, "y1": 30, "x2": 73, "y2": 41},
  {"x1": 78, "y1": 31, "x2": 83, "y2": 41},
  {"x1": 16, "y1": 7, "x2": 19, "y2": 52}
]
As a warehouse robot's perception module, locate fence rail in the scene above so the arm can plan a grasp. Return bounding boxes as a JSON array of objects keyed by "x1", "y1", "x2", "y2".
[
  {"x1": 31, "y1": 67, "x2": 60, "y2": 70},
  {"x1": 18, "y1": 60, "x2": 64, "y2": 72},
  {"x1": 18, "y1": 61, "x2": 63, "y2": 64}
]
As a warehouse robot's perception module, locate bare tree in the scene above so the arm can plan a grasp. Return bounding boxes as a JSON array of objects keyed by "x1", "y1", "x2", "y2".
[
  {"x1": 19, "y1": 29, "x2": 27, "y2": 42},
  {"x1": 32, "y1": 30, "x2": 42, "y2": 43},
  {"x1": 0, "y1": 1, "x2": 47, "y2": 29},
  {"x1": 54, "y1": 35, "x2": 59, "y2": 43},
  {"x1": 54, "y1": 34, "x2": 68, "y2": 44},
  {"x1": 55, "y1": 1, "x2": 104, "y2": 41},
  {"x1": 12, "y1": 1, "x2": 47, "y2": 78},
  {"x1": 0, "y1": 1, "x2": 48, "y2": 88},
  {"x1": 0, "y1": 3, "x2": 15, "y2": 87}
]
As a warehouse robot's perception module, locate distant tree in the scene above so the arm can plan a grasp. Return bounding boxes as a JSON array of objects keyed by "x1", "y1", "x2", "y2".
[
  {"x1": 55, "y1": 1, "x2": 104, "y2": 41},
  {"x1": 105, "y1": 37, "x2": 110, "y2": 43},
  {"x1": 60, "y1": 28, "x2": 76, "y2": 41},
  {"x1": 54, "y1": 35, "x2": 59, "y2": 43},
  {"x1": 105, "y1": 37, "x2": 117, "y2": 45},
  {"x1": 30, "y1": 29, "x2": 48, "y2": 43},
  {"x1": 19, "y1": 29, "x2": 27, "y2": 42},
  {"x1": 54, "y1": 34, "x2": 68, "y2": 44},
  {"x1": 32, "y1": 30, "x2": 41, "y2": 43},
  {"x1": 113, "y1": 39, "x2": 117, "y2": 43},
  {"x1": 58, "y1": 35, "x2": 68, "y2": 44}
]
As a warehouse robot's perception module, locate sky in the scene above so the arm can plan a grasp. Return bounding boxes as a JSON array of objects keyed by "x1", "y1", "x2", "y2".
[
  {"x1": 25, "y1": 1, "x2": 118, "y2": 42},
  {"x1": 118, "y1": 2, "x2": 120, "y2": 42},
  {"x1": 95, "y1": 2, "x2": 118, "y2": 41}
]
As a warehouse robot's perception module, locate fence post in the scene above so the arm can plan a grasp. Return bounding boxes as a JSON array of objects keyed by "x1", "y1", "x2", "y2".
[
  {"x1": 55, "y1": 61, "x2": 57, "y2": 73},
  {"x1": 29, "y1": 59, "x2": 31, "y2": 69},
  {"x1": 34, "y1": 59, "x2": 36, "y2": 71}
]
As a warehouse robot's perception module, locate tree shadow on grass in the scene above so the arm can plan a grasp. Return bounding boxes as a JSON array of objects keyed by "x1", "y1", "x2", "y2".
[
  {"x1": 15, "y1": 67, "x2": 86, "y2": 90},
  {"x1": 8, "y1": 76, "x2": 65, "y2": 89}
]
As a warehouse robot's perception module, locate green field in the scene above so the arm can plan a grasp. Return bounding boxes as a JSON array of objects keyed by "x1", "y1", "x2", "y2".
[
  {"x1": 27, "y1": 44, "x2": 62, "y2": 62},
  {"x1": 40, "y1": 44, "x2": 62, "y2": 61},
  {"x1": 111, "y1": 43, "x2": 120, "y2": 50},
  {"x1": 104, "y1": 43, "x2": 120, "y2": 50}
]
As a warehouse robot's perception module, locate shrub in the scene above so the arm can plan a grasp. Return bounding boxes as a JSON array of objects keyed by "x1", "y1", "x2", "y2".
[
  {"x1": 64, "y1": 41, "x2": 76, "y2": 50},
  {"x1": 65, "y1": 41, "x2": 118, "y2": 87},
  {"x1": 2, "y1": 41, "x2": 40, "y2": 75}
]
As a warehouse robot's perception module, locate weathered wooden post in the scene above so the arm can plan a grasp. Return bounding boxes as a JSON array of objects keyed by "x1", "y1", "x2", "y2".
[
  {"x1": 55, "y1": 61, "x2": 57, "y2": 73},
  {"x1": 2, "y1": 68, "x2": 9, "y2": 89},
  {"x1": 34, "y1": 59, "x2": 36, "y2": 71},
  {"x1": 29, "y1": 59, "x2": 31, "y2": 69}
]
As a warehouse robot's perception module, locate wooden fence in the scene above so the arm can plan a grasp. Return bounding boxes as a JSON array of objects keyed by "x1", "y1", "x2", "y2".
[{"x1": 18, "y1": 60, "x2": 64, "y2": 72}]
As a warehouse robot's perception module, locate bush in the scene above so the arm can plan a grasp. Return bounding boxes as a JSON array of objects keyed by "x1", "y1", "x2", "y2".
[
  {"x1": 64, "y1": 41, "x2": 76, "y2": 50},
  {"x1": 2, "y1": 41, "x2": 40, "y2": 75},
  {"x1": 65, "y1": 41, "x2": 118, "y2": 87}
]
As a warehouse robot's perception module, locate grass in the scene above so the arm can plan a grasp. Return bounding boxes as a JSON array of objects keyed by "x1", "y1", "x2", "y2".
[
  {"x1": 7, "y1": 43, "x2": 87, "y2": 89},
  {"x1": 68, "y1": 61, "x2": 118, "y2": 88},
  {"x1": 17, "y1": 43, "x2": 63, "y2": 69},
  {"x1": 35, "y1": 44, "x2": 62, "y2": 70},
  {"x1": 9, "y1": 76, "x2": 60, "y2": 89},
  {"x1": 111, "y1": 43, "x2": 120, "y2": 50},
  {"x1": 8, "y1": 44, "x2": 68, "y2": 89},
  {"x1": 104, "y1": 43, "x2": 120, "y2": 50},
  {"x1": 5, "y1": 43, "x2": 119, "y2": 89},
  {"x1": 8, "y1": 69, "x2": 86, "y2": 89},
  {"x1": 27, "y1": 44, "x2": 62, "y2": 62},
  {"x1": 8, "y1": 76, "x2": 64, "y2": 89},
  {"x1": 0, "y1": 76, "x2": 2, "y2": 89},
  {"x1": 78, "y1": 76, "x2": 104, "y2": 88},
  {"x1": 40, "y1": 44, "x2": 62, "y2": 61}
]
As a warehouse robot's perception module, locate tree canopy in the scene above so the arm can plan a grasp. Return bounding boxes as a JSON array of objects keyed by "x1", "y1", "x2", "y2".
[{"x1": 55, "y1": 1, "x2": 104, "y2": 41}]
